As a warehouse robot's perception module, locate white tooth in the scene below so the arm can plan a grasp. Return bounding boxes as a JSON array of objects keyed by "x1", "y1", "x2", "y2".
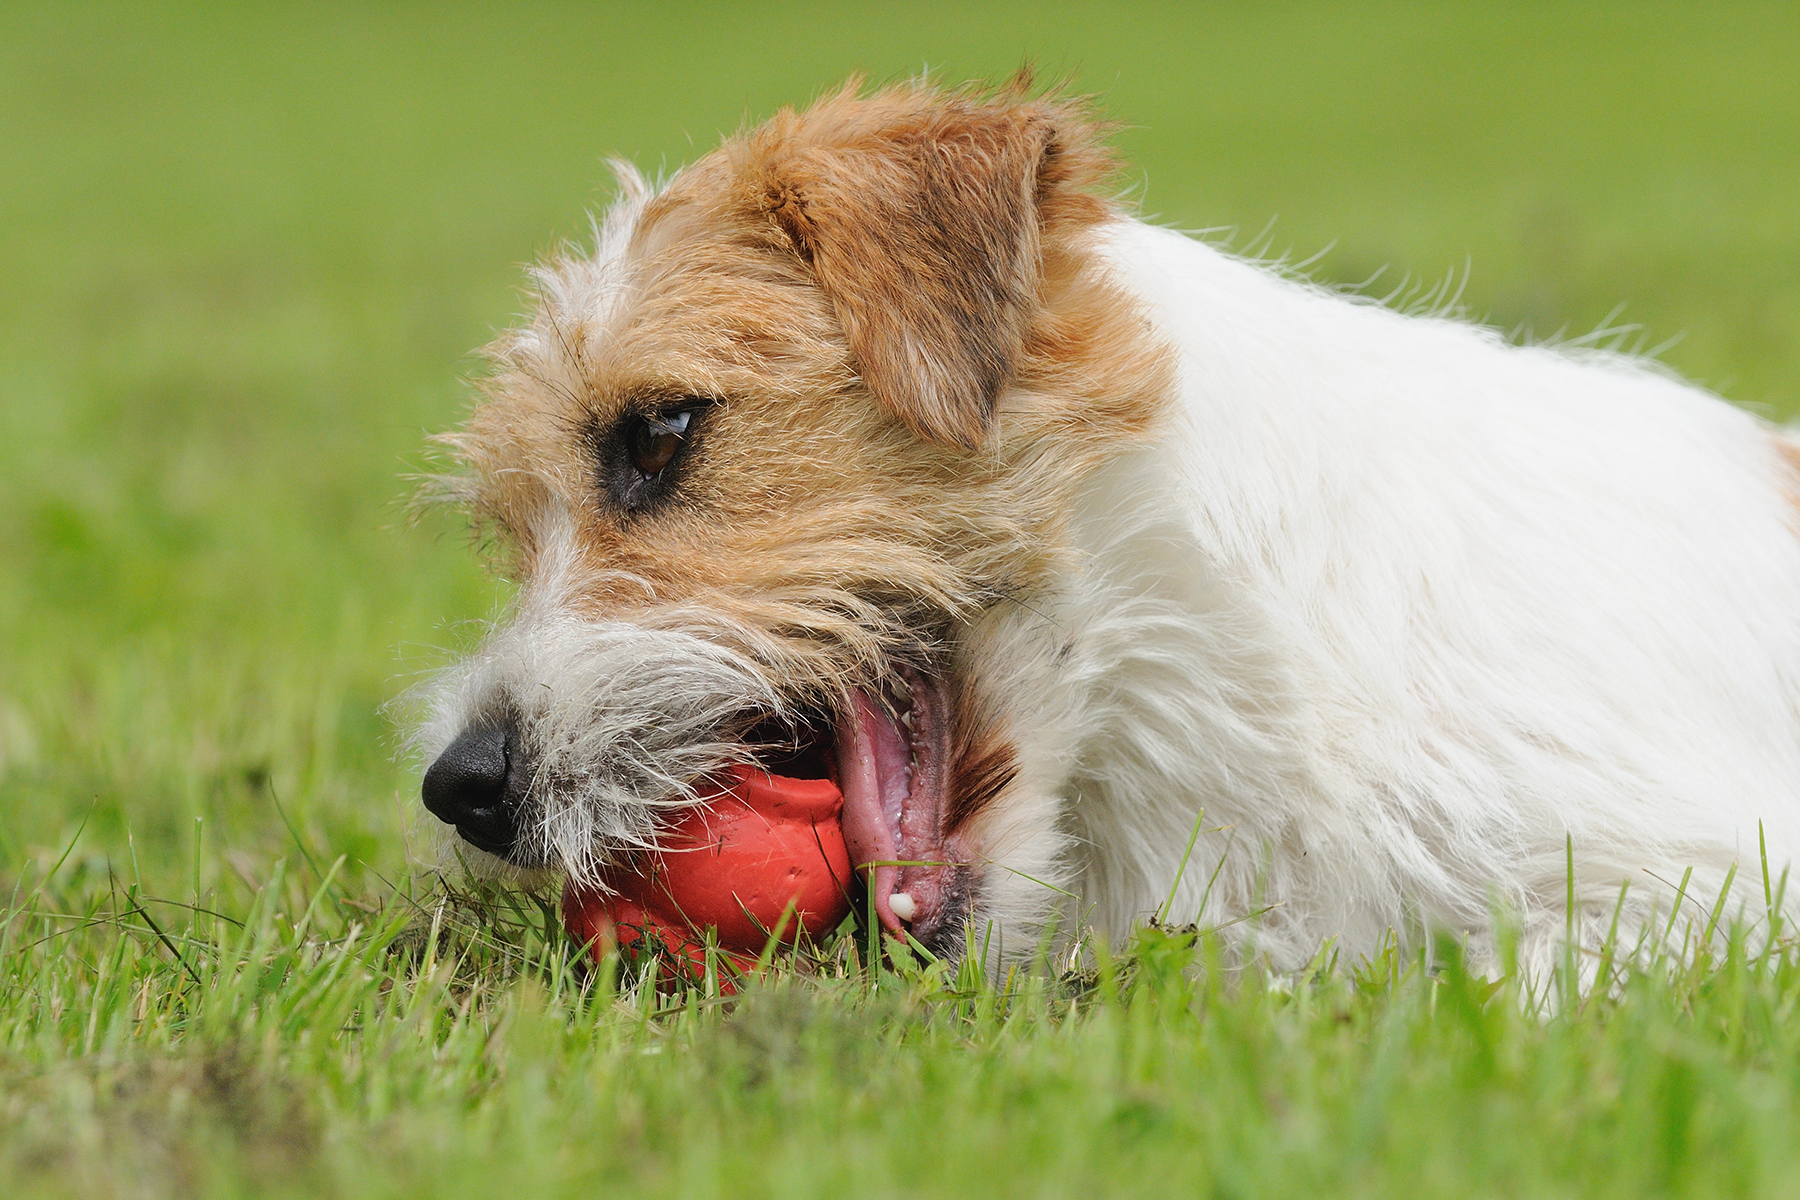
[{"x1": 888, "y1": 892, "x2": 917, "y2": 921}]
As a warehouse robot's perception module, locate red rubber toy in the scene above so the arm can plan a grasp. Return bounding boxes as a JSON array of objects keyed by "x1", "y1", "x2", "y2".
[{"x1": 561, "y1": 764, "x2": 853, "y2": 979}]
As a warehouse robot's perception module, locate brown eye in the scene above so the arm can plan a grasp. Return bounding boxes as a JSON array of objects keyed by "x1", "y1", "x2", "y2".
[{"x1": 629, "y1": 409, "x2": 692, "y2": 477}]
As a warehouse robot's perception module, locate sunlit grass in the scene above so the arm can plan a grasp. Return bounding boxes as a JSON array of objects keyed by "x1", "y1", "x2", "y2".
[{"x1": 9, "y1": 850, "x2": 1800, "y2": 1198}]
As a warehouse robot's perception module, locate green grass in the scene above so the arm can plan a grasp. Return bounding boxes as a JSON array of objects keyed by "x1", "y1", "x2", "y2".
[
  {"x1": 11, "y1": 862, "x2": 1800, "y2": 1198},
  {"x1": 4, "y1": 2, "x2": 1800, "y2": 1195}
]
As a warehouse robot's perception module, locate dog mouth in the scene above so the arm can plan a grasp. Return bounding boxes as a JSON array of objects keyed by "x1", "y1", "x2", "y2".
[
  {"x1": 423, "y1": 640, "x2": 973, "y2": 947},
  {"x1": 746, "y1": 664, "x2": 966, "y2": 944}
]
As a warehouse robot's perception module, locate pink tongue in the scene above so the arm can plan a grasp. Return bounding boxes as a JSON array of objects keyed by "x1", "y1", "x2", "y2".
[{"x1": 835, "y1": 690, "x2": 912, "y2": 932}]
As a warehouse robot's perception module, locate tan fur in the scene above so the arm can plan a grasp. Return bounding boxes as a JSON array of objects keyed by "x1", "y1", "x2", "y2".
[
  {"x1": 432, "y1": 76, "x2": 1175, "y2": 834},
  {"x1": 1774, "y1": 437, "x2": 1800, "y2": 528},
  {"x1": 749, "y1": 77, "x2": 1116, "y2": 448}
]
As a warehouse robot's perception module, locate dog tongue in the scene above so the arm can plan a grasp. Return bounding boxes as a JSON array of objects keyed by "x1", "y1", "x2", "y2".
[
  {"x1": 834, "y1": 676, "x2": 965, "y2": 940},
  {"x1": 835, "y1": 689, "x2": 911, "y2": 932}
]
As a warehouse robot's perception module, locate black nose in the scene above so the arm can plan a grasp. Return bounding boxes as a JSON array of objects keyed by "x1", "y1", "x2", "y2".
[{"x1": 422, "y1": 720, "x2": 520, "y2": 856}]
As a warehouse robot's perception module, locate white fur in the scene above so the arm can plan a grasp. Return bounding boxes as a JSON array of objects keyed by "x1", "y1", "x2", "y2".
[
  {"x1": 964, "y1": 220, "x2": 1800, "y2": 977},
  {"x1": 410, "y1": 512, "x2": 784, "y2": 888}
]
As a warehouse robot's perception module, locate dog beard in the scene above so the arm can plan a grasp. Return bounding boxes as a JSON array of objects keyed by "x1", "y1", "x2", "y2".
[{"x1": 409, "y1": 586, "x2": 789, "y2": 890}]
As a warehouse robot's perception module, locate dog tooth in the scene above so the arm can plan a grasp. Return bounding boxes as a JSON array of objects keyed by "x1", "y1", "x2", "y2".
[{"x1": 888, "y1": 892, "x2": 917, "y2": 921}]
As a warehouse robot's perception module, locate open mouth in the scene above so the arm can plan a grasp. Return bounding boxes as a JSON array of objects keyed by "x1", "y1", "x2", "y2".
[{"x1": 745, "y1": 664, "x2": 965, "y2": 944}]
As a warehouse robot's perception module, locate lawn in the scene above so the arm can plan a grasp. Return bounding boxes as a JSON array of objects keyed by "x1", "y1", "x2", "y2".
[{"x1": 4, "y1": 3, "x2": 1800, "y2": 1195}]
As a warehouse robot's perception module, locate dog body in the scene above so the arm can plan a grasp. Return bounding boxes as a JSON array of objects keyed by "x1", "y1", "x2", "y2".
[
  {"x1": 1024, "y1": 218, "x2": 1800, "y2": 972},
  {"x1": 415, "y1": 82, "x2": 1800, "y2": 978}
]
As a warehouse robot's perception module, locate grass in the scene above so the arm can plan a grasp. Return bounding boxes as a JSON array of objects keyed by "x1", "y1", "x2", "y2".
[
  {"x1": 4, "y1": 2, "x2": 1800, "y2": 1195},
  {"x1": 11, "y1": 858, "x2": 1800, "y2": 1198}
]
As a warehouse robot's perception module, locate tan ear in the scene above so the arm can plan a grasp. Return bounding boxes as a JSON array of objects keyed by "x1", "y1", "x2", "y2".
[{"x1": 756, "y1": 103, "x2": 1059, "y2": 449}]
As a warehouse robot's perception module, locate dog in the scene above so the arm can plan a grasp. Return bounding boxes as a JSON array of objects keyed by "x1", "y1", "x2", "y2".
[{"x1": 411, "y1": 77, "x2": 1800, "y2": 981}]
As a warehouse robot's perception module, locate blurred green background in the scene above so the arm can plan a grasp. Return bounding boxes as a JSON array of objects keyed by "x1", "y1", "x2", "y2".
[{"x1": 3, "y1": 1, "x2": 1797, "y2": 898}]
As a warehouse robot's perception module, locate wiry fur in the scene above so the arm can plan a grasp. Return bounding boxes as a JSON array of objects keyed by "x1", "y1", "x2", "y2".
[
  {"x1": 409, "y1": 515, "x2": 789, "y2": 888},
  {"x1": 412, "y1": 76, "x2": 1800, "y2": 982}
]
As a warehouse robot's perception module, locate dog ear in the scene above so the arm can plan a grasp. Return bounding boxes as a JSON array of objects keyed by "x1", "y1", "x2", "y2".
[{"x1": 757, "y1": 105, "x2": 1060, "y2": 449}]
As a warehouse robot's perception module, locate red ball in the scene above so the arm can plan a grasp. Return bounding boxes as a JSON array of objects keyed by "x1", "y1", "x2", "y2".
[{"x1": 562, "y1": 765, "x2": 853, "y2": 977}]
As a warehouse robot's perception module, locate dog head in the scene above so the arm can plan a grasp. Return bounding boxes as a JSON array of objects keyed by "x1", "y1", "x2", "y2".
[{"x1": 410, "y1": 77, "x2": 1172, "y2": 955}]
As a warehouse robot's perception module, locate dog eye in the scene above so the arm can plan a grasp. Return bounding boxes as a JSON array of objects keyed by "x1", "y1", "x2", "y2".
[{"x1": 628, "y1": 409, "x2": 692, "y2": 477}]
